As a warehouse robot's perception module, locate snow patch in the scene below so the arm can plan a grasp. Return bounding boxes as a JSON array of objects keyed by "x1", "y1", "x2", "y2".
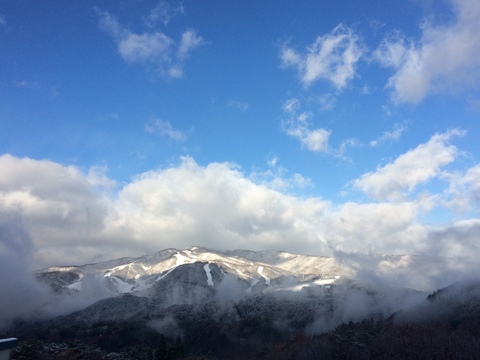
[
  {"x1": 67, "y1": 281, "x2": 82, "y2": 290},
  {"x1": 204, "y1": 263, "x2": 214, "y2": 286},
  {"x1": 313, "y1": 278, "x2": 338, "y2": 286},
  {"x1": 257, "y1": 266, "x2": 270, "y2": 286},
  {"x1": 201, "y1": 253, "x2": 212, "y2": 260},
  {"x1": 110, "y1": 276, "x2": 134, "y2": 293},
  {"x1": 156, "y1": 267, "x2": 175, "y2": 281},
  {"x1": 184, "y1": 250, "x2": 198, "y2": 259},
  {"x1": 174, "y1": 252, "x2": 190, "y2": 266}
]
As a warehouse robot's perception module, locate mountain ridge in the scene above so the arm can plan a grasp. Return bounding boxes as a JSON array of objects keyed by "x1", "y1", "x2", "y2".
[
  {"x1": 6, "y1": 247, "x2": 480, "y2": 359},
  {"x1": 36, "y1": 246, "x2": 350, "y2": 297}
]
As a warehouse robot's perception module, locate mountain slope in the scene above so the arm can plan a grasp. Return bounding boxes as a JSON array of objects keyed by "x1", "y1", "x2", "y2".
[
  {"x1": 8, "y1": 247, "x2": 480, "y2": 359},
  {"x1": 36, "y1": 246, "x2": 350, "y2": 297}
]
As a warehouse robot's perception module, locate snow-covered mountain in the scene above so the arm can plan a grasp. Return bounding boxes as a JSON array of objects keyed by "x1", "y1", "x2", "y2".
[
  {"x1": 8, "y1": 247, "x2": 480, "y2": 359},
  {"x1": 36, "y1": 246, "x2": 350, "y2": 298}
]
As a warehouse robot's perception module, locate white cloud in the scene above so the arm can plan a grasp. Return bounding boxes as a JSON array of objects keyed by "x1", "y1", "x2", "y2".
[
  {"x1": 281, "y1": 99, "x2": 331, "y2": 153},
  {"x1": 0, "y1": 155, "x2": 330, "y2": 268},
  {"x1": 333, "y1": 220, "x2": 480, "y2": 290},
  {"x1": 336, "y1": 138, "x2": 361, "y2": 159},
  {"x1": 249, "y1": 158, "x2": 313, "y2": 191},
  {"x1": 177, "y1": 30, "x2": 205, "y2": 59},
  {"x1": 301, "y1": 128, "x2": 331, "y2": 152},
  {"x1": 282, "y1": 98, "x2": 301, "y2": 113},
  {"x1": 0, "y1": 14, "x2": 6, "y2": 26},
  {"x1": 281, "y1": 24, "x2": 363, "y2": 89},
  {"x1": 443, "y1": 164, "x2": 480, "y2": 212},
  {"x1": 98, "y1": 10, "x2": 204, "y2": 78},
  {"x1": 1, "y1": 150, "x2": 480, "y2": 291},
  {"x1": 325, "y1": 201, "x2": 422, "y2": 254},
  {"x1": 145, "y1": 119, "x2": 187, "y2": 141},
  {"x1": 119, "y1": 32, "x2": 174, "y2": 63},
  {"x1": 146, "y1": 1, "x2": 185, "y2": 27},
  {"x1": 374, "y1": 0, "x2": 480, "y2": 103},
  {"x1": 369, "y1": 121, "x2": 408, "y2": 147},
  {"x1": 0, "y1": 154, "x2": 112, "y2": 267},
  {"x1": 111, "y1": 157, "x2": 329, "y2": 255},
  {"x1": 354, "y1": 129, "x2": 464, "y2": 201},
  {"x1": 316, "y1": 93, "x2": 337, "y2": 111}
]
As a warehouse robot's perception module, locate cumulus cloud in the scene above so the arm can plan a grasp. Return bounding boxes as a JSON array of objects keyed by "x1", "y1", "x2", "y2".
[
  {"x1": 374, "y1": 0, "x2": 480, "y2": 103},
  {"x1": 353, "y1": 129, "x2": 464, "y2": 201},
  {"x1": 369, "y1": 121, "x2": 408, "y2": 147},
  {"x1": 111, "y1": 157, "x2": 329, "y2": 255},
  {"x1": 0, "y1": 154, "x2": 113, "y2": 266},
  {"x1": 281, "y1": 24, "x2": 363, "y2": 89},
  {"x1": 1, "y1": 140, "x2": 480, "y2": 292},
  {"x1": 443, "y1": 164, "x2": 480, "y2": 212},
  {"x1": 98, "y1": 9, "x2": 204, "y2": 78},
  {"x1": 281, "y1": 98, "x2": 331, "y2": 153},
  {"x1": 145, "y1": 119, "x2": 187, "y2": 141},
  {"x1": 325, "y1": 201, "x2": 424, "y2": 255},
  {"x1": 0, "y1": 154, "x2": 330, "y2": 268}
]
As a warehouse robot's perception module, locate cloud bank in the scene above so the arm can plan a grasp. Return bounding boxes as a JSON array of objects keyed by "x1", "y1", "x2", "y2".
[{"x1": 0, "y1": 129, "x2": 479, "y2": 291}]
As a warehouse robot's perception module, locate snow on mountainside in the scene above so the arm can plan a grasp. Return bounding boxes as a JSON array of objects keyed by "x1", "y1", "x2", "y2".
[
  {"x1": 36, "y1": 247, "x2": 351, "y2": 297},
  {"x1": 15, "y1": 247, "x2": 480, "y2": 359}
]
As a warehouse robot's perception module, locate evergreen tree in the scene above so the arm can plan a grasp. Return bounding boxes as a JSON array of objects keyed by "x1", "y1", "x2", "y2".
[{"x1": 155, "y1": 334, "x2": 167, "y2": 360}]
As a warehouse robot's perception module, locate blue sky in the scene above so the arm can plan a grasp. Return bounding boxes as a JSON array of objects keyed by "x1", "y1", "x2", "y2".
[{"x1": 1, "y1": 0, "x2": 480, "y2": 288}]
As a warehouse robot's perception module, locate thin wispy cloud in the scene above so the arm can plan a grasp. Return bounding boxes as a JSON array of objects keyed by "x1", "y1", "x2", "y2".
[
  {"x1": 316, "y1": 93, "x2": 337, "y2": 111},
  {"x1": 281, "y1": 99, "x2": 331, "y2": 153},
  {"x1": 146, "y1": 1, "x2": 185, "y2": 27},
  {"x1": 336, "y1": 138, "x2": 361, "y2": 159},
  {"x1": 369, "y1": 121, "x2": 408, "y2": 147},
  {"x1": 227, "y1": 100, "x2": 249, "y2": 111},
  {"x1": 374, "y1": 0, "x2": 480, "y2": 103},
  {"x1": 145, "y1": 119, "x2": 187, "y2": 141},
  {"x1": 13, "y1": 80, "x2": 40, "y2": 89},
  {"x1": 98, "y1": 8, "x2": 204, "y2": 78},
  {"x1": 177, "y1": 29, "x2": 205, "y2": 60},
  {"x1": 250, "y1": 157, "x2": 313, "y2": 191},
  {"x1": 281, "y1": 24, "x2": 363, "y2": 89}
]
